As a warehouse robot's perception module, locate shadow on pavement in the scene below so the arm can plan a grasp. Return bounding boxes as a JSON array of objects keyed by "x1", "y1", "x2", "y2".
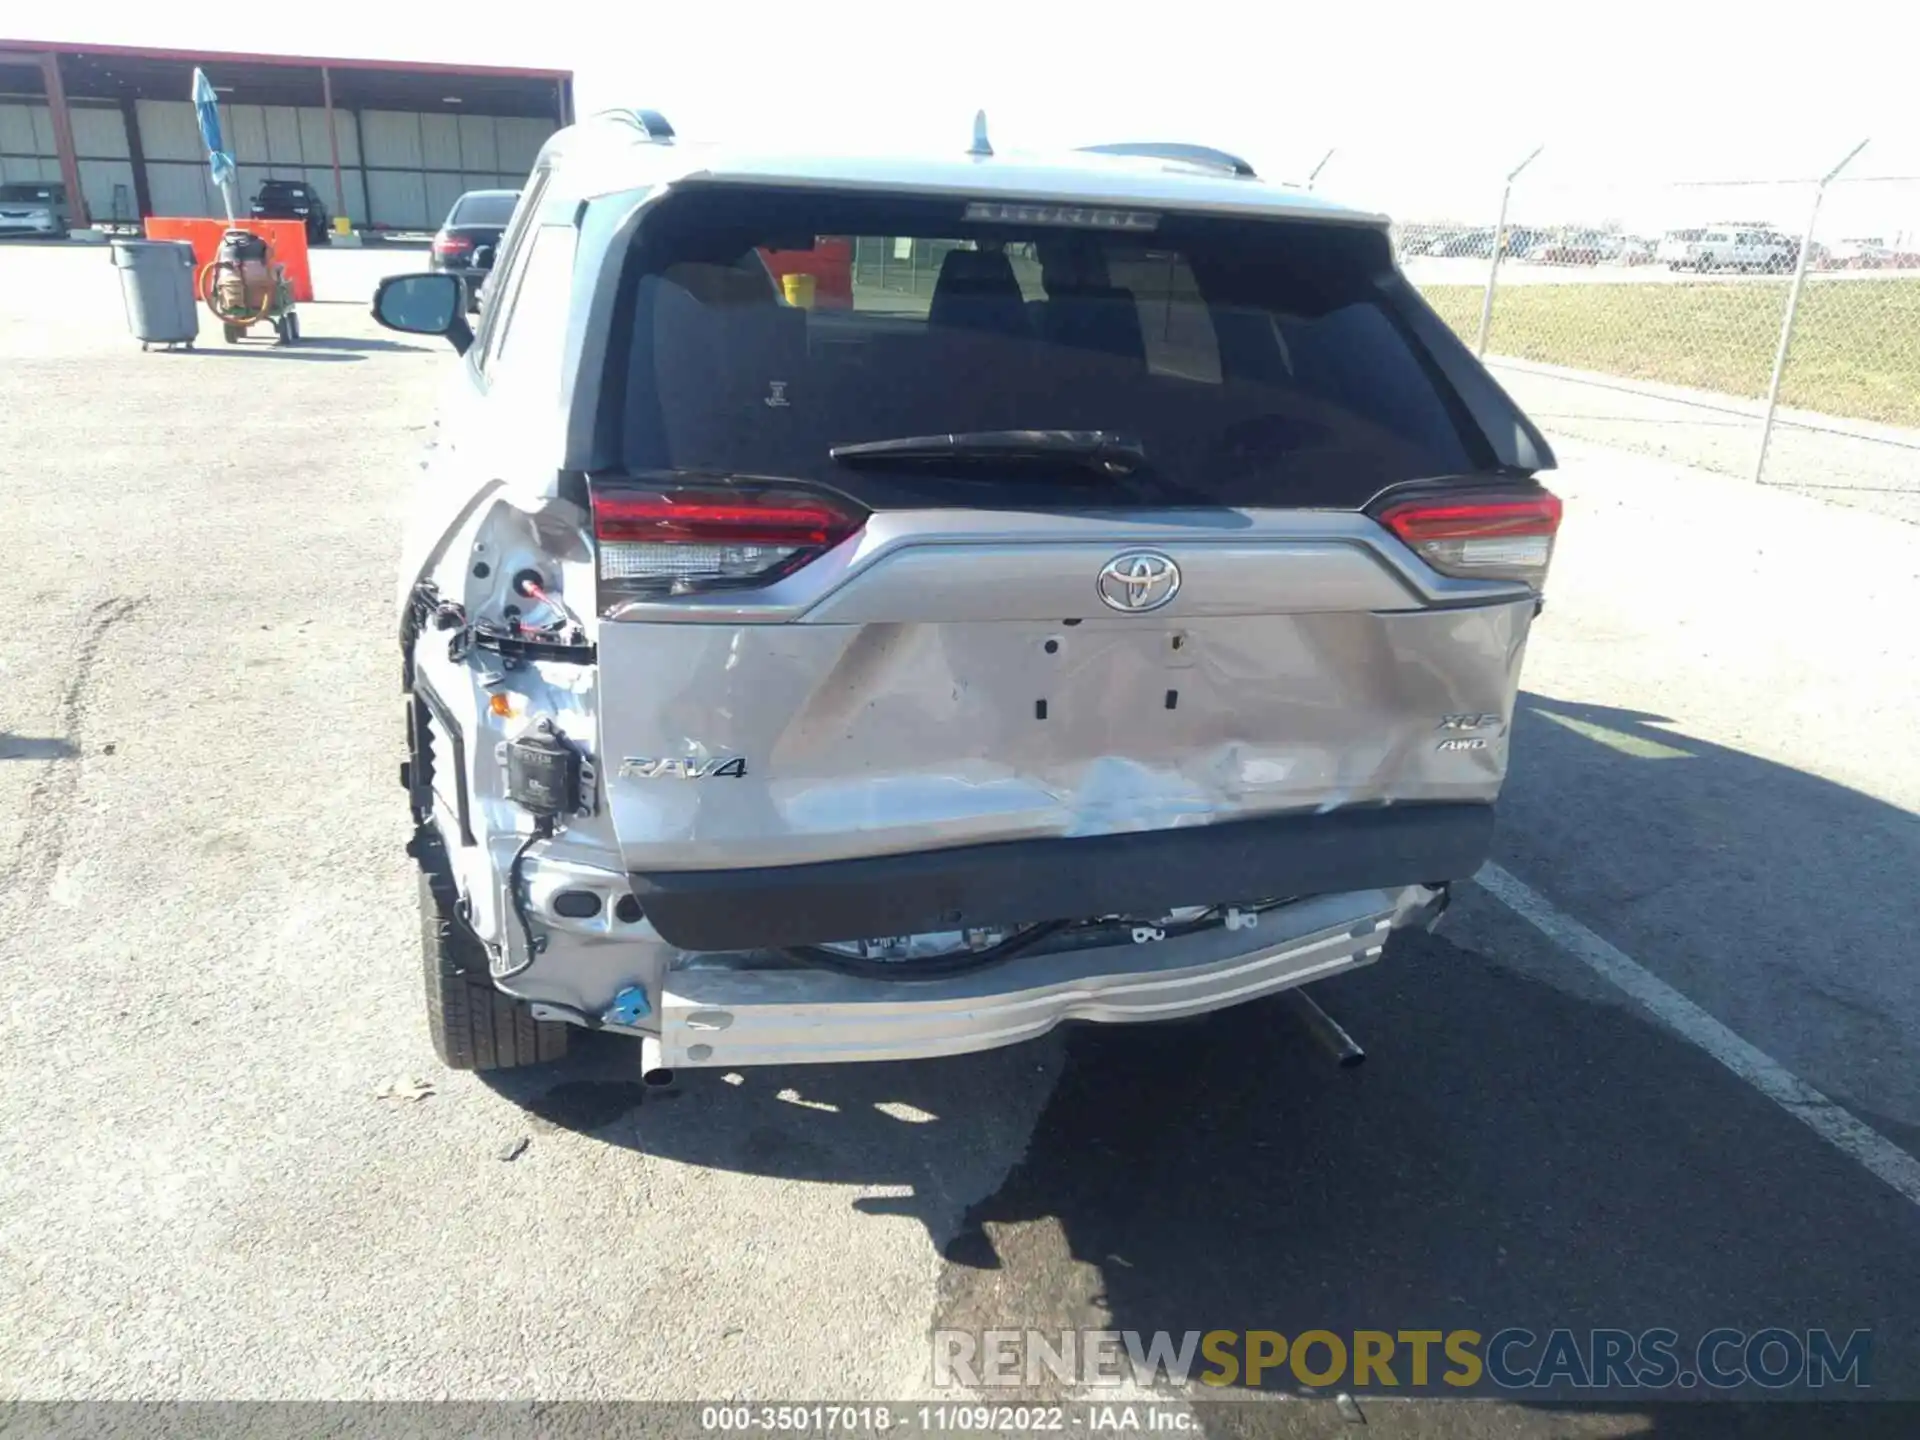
[
  {"x1": 177, "y1": 334, "x2": 428, "y2": 359},
  {"x1": 484, "y1": 687, "x2": 1920, "y2": 1422},
  {"x1": 284, "y1": 334, "x2": 432, "y2": 353},
  {"x1": 176, "y1": 346, "x2": 361, "y2": 363},
  {"x1": 1, "y1": 733, "x2": 77, "y2": 760},
  {"x1": 1496, "y1": 692, "x2": 1920, "y2": 1155}
]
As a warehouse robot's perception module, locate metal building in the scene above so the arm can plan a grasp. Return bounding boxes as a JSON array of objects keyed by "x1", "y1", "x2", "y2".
[{"x1": 0, "y1": 39, "x2": 572, "y2": 231}]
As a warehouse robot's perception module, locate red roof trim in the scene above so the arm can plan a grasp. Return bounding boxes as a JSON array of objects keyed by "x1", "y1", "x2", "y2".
[{"x1": 0, "y1": 38, "x2": 571, "y2": 80}]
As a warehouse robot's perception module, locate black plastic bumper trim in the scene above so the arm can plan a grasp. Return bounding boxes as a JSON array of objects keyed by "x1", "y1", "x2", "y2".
[
  {"x1": 413, "y1": 677, "x2": 475, "y2": 848},
  {"x1": 630, "y1": 802, "x2": 1495, "y2": 951}
]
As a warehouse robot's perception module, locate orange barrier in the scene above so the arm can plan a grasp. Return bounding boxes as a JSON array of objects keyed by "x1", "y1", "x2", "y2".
[{"x1": 143, "y1": 217, "x2": 313, "y2": 303}]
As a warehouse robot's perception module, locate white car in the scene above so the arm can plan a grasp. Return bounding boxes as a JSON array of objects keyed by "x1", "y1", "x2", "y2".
[
  {"x1": 1673, "y1": 228, "x2": 1795, "y2": 273},
  {"x1": 362, "y1": 111, "x2": 1560, "y2": 1076},
  {"x1": 0, "y1": 182, "x2": 66, "y2": 238},
  {"x1": 1825, "y1": 239, "x2": 1893, "y2": 270},
  {"x1": 1656, "y1": 229, "x2": 1705, "y2": 266},
  {"x1": 1611, "y1": 235, "x2": 1656, "y2": 265}
]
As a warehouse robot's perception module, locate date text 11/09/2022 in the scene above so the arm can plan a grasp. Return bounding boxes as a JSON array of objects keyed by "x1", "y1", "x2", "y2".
[{"x1": 701, "y1": 1407, "x2": 1187, "y2": 1432}]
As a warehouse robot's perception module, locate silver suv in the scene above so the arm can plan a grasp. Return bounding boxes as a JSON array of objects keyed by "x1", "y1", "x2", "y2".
[{"x1": 371, "y1": 109, "x2": 1560, "y2": 1078}]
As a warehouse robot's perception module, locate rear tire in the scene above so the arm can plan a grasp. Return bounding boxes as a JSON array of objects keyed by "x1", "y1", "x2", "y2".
[{"x1": 419, "y1": 866, "x2": 568, "y2": 1071}]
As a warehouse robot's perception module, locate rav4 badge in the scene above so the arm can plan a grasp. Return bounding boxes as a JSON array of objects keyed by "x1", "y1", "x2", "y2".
[{"x1": 619, "y1": 756, "x2": 748, "y2": 779}]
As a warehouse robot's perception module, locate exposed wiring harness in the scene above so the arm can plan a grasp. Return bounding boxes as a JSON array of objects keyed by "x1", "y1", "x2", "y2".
[
  {"x1": 779, "y1": 895, "x2": 1306, "y2": 981},
  {"x1": 433, "y1": 575, "x2": 593, "y2": 669},
  {"x1": 782, "y1": 921, "x2": 1068, "y2": 979},
  {"x1": 506, "y1": 818, "x2": 553, "y2": 971},
  {"x1": 513, "y1": 571, "x2": 583, "y2": 630}
]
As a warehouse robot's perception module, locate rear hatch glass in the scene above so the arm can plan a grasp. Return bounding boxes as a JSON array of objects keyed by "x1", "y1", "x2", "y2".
[
  {"x1": 450, "y1": 193, "x2": 518, "y2": 227},
  {"x1": 617, "y1": 188, "x2": 1493, "y2": 510}
]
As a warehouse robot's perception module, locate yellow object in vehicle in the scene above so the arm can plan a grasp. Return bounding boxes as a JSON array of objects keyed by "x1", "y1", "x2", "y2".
[{"x1": 781, "y1": 273, "x2": 817, "y2": 309}]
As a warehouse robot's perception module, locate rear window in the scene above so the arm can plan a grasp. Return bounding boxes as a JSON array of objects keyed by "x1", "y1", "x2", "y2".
[
  {"x1": 451, "y1": 193, "x2": 518, "y2": 226},
  {"x1": 617, "y1": 189, "x2": 1490, "y2": 509}
]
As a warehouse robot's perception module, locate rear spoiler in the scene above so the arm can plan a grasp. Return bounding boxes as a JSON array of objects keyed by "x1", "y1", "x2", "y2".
[{"x1": 1079, "y1": 142, "x2": 1258, "y2": 178}]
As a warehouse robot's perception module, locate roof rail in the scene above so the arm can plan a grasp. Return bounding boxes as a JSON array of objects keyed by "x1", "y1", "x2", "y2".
[
  {"x1": 593, "y1": 108, "x2": 676, "y2": 142},
  {"x1": 1079, "y1": 142, "x2": 1256, "y2": 179}
]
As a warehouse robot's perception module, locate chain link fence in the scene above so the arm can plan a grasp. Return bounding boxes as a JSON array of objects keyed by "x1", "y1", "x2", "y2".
[{"x1": 1384, "y1": 156, "x2": 1920, "y2": 523}]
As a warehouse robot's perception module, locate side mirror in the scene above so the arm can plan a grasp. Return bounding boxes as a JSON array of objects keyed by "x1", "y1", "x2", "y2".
[
  {"x1": 472, "y1": 245, "x2": 496, "y2": 270},
  {"x1": 372, "y1": 272, "x2": 472, "y2": 354}
]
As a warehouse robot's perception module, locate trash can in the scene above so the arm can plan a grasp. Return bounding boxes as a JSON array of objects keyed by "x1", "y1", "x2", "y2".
[{"x1": 111, "y1": 238, "x2": 199, "y2": 350}]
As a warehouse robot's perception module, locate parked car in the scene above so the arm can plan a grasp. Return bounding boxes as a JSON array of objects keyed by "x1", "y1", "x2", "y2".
[
  {"x1": 1533, "y1": 231, "x2": 1615, "y2": 265},
  {"x1": 1429, "y1": 227, "x2": 1499, "y2": 257},
  {"x1": 1673, "y1": 227, "x2": 1794, "y2": 272},
  {"x1": 429, "y1": 189, "x2": 521, "y2": 312},
  {"x1": 1825, "y1": 239, "x2": 1893, "y2": 270},
  {"x1": 1611, "y1": 235, "x2": 1657, "y2": 265},
  {"x1": 369, "y1": 113, "x2": 1560, "y2": 1077},
  {"x1": 1657, "y1": 228, "x2": 1706, "y2": 267},
  {"x1": 1398, "y1": 226, "x2": 1462, "y2": 257},
  {"x1": 0, "y1": 181, "x2": 69, "y2": 238},
  {"x1": 1503, "y1": 227, "x2": 1550, "y2": 259},
  {"x1": 250, "y1": 179, "x2": 331, "y2": 245}
]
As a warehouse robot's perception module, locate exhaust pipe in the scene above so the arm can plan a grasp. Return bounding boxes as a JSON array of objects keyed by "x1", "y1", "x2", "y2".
[
  {"x1": 1285, "y1": 987, "x2": 1366, "y2": 1069},
  {"x1": 640, "y1": 1034, "x2": 675, "y2": 1088}
]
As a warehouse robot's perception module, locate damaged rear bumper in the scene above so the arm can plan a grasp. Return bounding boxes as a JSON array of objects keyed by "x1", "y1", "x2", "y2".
[
  {"x1": 631, "y1": 803, "x2": 1491, "y2": 951},
  {"x1": 654, "y1": 884, "x2": 1444, "y2": 1069}
]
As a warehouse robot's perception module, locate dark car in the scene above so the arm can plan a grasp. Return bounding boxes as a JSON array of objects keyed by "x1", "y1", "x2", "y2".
[
  {"x1": 250, "y1": 179, "x2": 331, "y2": 245},
  {"x1": 428, "y1": 189, "x2": 520, "y2": 311}
]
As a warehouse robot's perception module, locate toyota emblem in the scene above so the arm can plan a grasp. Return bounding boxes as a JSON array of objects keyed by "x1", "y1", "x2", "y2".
[{"x1": 1096, "y1": 551, "x2": 1181, "y2": 613}]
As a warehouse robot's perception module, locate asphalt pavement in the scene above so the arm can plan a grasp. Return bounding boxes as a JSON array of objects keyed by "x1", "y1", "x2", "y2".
[
  {"x1": 2, "y1": 243, "x2": 1917, "y2": 1433},
  {"x1": 1486, "y1": 358, "x2": 1920, "y2": 527}
]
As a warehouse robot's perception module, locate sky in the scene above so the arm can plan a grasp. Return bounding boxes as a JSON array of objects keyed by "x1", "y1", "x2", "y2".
[{"x1": 16, "y1": 1, "x2": 1920, "y2": 235}]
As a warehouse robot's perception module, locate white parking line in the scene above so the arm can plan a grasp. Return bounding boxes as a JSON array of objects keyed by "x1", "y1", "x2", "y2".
[{"x1": 1476, "y1": 862, "x2": 1920, "y2": 1209}]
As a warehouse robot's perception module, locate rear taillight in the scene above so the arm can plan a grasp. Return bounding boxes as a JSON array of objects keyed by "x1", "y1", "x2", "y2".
[
  {"x1": 432, "y1": 235, "x2": 471, "y2": 255},
  {"x1": 590, "y1": 484, "x2": 866, "y2": 607},
  {"x1": 1374, "y1": 489, "x2": 1562, "y2": 590}
]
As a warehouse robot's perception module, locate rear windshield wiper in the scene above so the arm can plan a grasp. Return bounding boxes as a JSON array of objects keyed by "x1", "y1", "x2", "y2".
[{"x1": 829, "y1": 430, "x2": 1146, "y2": 477}]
